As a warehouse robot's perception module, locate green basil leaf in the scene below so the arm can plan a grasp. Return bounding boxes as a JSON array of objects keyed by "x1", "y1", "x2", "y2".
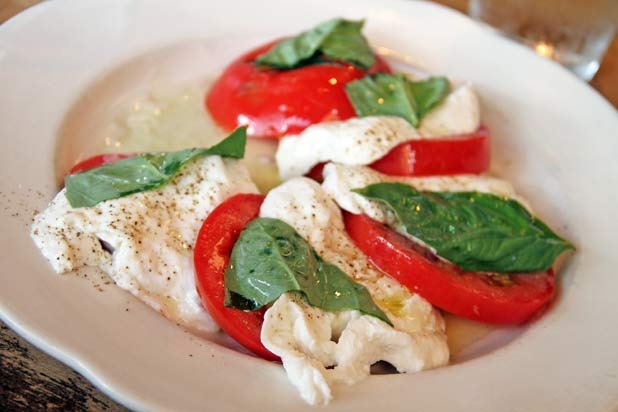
[
  {"x1": 225, "y1": 290, "x2": 260, "y2": 311},
  {"x1": 408, "y1": 77, "x2": 450, "y2": 118},
  {"x1": 65, "y1": 127, "x2": 247, "y2": 208},
  {"x1": 345, "y1": 73, "x2": 419, "y2": 126},
  {"x1": 255, "y1": 18, "x2": 375, "y2": 69},
  {"x1": 345, "y1": 74, "x2": 450, "y2": 127},
  {"x1": 319, "y1": 19, "x2": 375, "y2": 69},
  {"x1": 354, "y1": 182, "x2": 574, "y2": 273},
  {"x1": 225, "y1": 217, "x2": 391, "y2": 325}
]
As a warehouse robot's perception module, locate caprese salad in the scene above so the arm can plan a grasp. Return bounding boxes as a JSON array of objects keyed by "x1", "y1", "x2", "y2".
[{"x1": 31, "y1": 18, "x2": 573, "y2": 405}]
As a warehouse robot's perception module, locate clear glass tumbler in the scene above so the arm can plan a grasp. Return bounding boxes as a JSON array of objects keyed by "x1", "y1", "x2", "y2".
[{"x1": 468, "y1": 0, "x2": 617, "y2": 81}]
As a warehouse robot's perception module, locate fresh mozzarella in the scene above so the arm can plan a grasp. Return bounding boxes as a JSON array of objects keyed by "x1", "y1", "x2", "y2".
[
  {"x1": 322, "y1": 163, "x2": 531, "y2": 231},
  {"x1": 259, "y1": 178, "x2": 448, "y2": 405},
  {"x1": 276, "y1": 84, "x2": 480, "y2": 179},
  {"x1": 31, "y1": 156, "x2": 258, "y2": 335},
  {"x1": 417, "y1": 82, "x2": 480, "y2": 136},
  {"x1": 276, "y1": 116, "x2": 412, "y2": 180}
]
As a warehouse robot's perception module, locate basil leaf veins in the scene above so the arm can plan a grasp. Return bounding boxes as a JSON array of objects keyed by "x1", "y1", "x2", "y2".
[
  {"x1": 65, "y1": 127, "x2": 247, "y2": 208},
  {"x1": 354, "y1": 182, "x2": 573, "y2": 273},
  {"x1": 255, "y1": 18, "x2": 375, "y2": 69},
  {"x1": 225, "y1": 217, "x2": 391, "y2": 325},
  {"x1": 345, "y1": 73, "x2": 450, "y2": 127}
]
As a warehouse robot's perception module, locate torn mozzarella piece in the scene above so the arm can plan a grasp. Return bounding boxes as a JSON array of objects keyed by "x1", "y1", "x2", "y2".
[
  {"x1": 259, "y1": 178, "x2": 448, "y2": 405},
  {"x1": 276, "y1": 84, "x2": 480, "y2": 179},
  {"x1": 31, "y1": 156, "x2": 258, "y2": 335}
]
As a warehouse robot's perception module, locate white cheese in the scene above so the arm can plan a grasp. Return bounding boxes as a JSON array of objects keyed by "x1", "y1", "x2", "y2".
[
  {"x1": 31, "y1": 156, "x2": 258, "y2": 335},
  {"x1": 418, "y1": 82, "x2": 480, "y2": 136},
  {"x1": 276, "y1": 84, "x2": 480, "y2": 179},
  {"x1": 259, "y1": 178, "x2": 448, "y2": 405},
  {"x1": 322, "y1": 163, "x2": 530, "y2": 231}
]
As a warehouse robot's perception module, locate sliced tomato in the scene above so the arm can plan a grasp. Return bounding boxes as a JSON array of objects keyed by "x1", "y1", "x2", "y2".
[
  {"x1": 206, "y1": 41, "x2": 392, "y2": 139},
  {"x1": 193, "y1": 193, "x2": 278, "y2": 361},
  {"x1": 344, "y1": 212, "x2": 555, "y2": 324},
  {"x1": 306, "y1": 162, "x2": 328, "y2": 182},
  {"x1": 370, "y1": 126, "x2": 490, "y2": 176},
  {"x1": 305, "y1": 127, "x2": 490, "y2": 182},
  {"x1": 68, "y1": 153, "x2": 134, "y2": 175}
]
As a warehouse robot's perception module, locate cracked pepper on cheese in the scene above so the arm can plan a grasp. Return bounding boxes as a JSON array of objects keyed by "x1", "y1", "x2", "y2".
[{"x1": 31, "y1": 156, "x2": 258, "y2": 335}]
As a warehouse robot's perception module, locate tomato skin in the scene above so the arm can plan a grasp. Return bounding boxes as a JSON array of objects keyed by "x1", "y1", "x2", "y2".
[
  {"x1": 305, "y1": 127, "x2": 490, "y2": 182},
  {"x1": 306, "y1": 162, "x2": 327, "y2": 183},
  {"x1": 68, "y1": 153, "x2": 134, "y2": 175},
  {"x1": 193, "y1": 193, "x2": 278, "y2": 361},
  {"x1": 344, "y1": 212, "x2": 555, "y2": 325},
  {"x1": 369, "y1": 126, "x2": 490, "y2": 176},
  {"x1": 206, "y1": 41, "x2": 392, "y2": 139}
]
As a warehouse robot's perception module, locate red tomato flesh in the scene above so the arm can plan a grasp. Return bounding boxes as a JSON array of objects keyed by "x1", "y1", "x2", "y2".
[
  {"x1": 68, "y1": 153, "x2": 134, "y2": 175},
  {"x1": 193, "y1": 193, "x2": 278, "y2": 361},
  {"x1": 344, "y1": 212, "x2": 555, "y2": 325},
  {"x1": 206, "y1": 41, "x2": 392, "y2": 139},
  {"x1": 370, "y1": 126, "x2": 490, "y2": 176},
  {"x1": 306, "y1": 127, "x2": 490, "y2": 182}
]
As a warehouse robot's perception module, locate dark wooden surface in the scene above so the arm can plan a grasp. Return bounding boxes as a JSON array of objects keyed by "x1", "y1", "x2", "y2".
[
  {"x1": 0, "y1": 322, "x2": 127, "y2": 411},
  {"x1": 1, "y1": 1, "x2": 616, "y2": 411}
]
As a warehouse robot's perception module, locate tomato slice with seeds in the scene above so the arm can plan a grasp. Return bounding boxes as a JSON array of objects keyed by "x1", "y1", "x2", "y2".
[
  {"x1": 193, "y1": 193, "x2": 278, "y2": 361},
  {"x1": 344, "y1": 212, "x2": 555, "y2": 324},
  {"x1": 206, "y1": 41, "x2": 392, "y2": 139}
]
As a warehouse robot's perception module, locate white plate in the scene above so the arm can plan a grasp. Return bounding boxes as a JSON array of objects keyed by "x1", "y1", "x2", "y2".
[{"x1": 1, "y1": 0, "x2": 617, "y2": 411}]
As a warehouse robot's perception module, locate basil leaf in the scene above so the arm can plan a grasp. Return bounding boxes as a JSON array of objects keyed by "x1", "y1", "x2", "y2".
[
  {"x1": 319, "y1": 20, "x2": 375, "y2": 69},
  {"x1": 225, "y1": 290, "x2": 259, "y2": 311},
  {"x1": 345, "y1": 74, "x2": 450, "y2": 127},
  {"x1": 255, "y1": 18, "x2": 375, "y2": 69},
  {"x1": 409, "y1": 77, "x2": 450, "y2": 118},
  {"x1": 225, "y1": 217, "x2": 391, "y2": 325},
  {"x1": 65, "y1": 127, "x2": 247, "y2": 208},
  {"x1": 354, "y1": 183, "x2": 573, "y2": 273},
  {"x1": 345, "y1": 73, "x2": 419, "y2": 126}
]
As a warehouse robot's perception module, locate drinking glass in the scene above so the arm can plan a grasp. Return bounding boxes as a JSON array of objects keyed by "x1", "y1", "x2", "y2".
[{"x1": 468, "y1": 0, "x2": 617, "y2": 81}]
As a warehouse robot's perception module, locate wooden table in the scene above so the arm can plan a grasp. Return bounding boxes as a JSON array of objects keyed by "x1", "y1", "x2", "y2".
[{"x1": 1, "y1": 1, "x2": 616, "y2": 411}]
